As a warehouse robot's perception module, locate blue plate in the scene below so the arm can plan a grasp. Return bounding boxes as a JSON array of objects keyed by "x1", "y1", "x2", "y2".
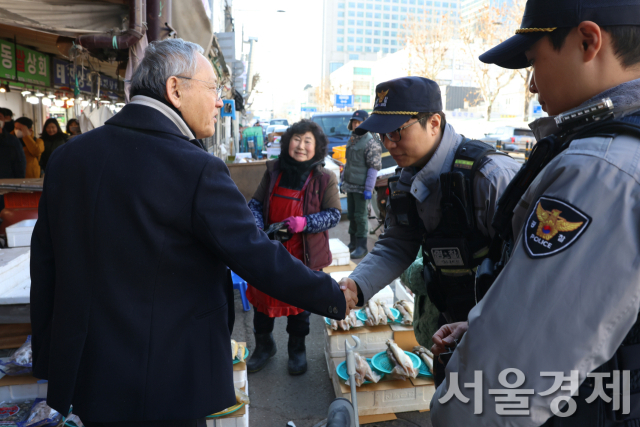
[
  {"x1": 418, "y1": 358, "x2": 434, "y2": 378},
  {"x1": 371, "y1": 350, "x2": 422, "y2": 374},
  {"x1": 356, "y1": 307, "x2": 400, "y2": 323},
  {"x1": 336, "y1": 358, "x2": 384, "y2": 384},
  {"x1": 233, "y1": 347, "x2": 249, "y2": 364},
  {"x1": 207, "y1": 402, "x2": 245, "y2": 418}
]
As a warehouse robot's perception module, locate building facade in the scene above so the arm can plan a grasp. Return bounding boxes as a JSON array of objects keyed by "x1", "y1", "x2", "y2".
[{"x1": 321, "y1": 0, "x2": 462, "y2": 84}]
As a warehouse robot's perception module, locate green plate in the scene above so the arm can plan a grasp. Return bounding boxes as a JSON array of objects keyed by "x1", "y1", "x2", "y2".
[
  {"x1": 207, "y1": 402, "x2": 245, "y2": 418},
  {"x1": 336, "y1": 358, "x2": 384, "y2": 384},
  {"x1": 356, "y1": 307, "x2": 400, "y2": 323},
  {"x1": 371, "y1": 350, "x2": 422, "y2": 374},
  {"x1": 233, "y1": 347, "x2": 249, "y2": 364}
]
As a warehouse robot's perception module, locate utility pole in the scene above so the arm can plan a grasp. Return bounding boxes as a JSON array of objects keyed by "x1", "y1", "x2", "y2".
[{"x1": 245, "y1": 37, "x2": 258, "y2": 94}]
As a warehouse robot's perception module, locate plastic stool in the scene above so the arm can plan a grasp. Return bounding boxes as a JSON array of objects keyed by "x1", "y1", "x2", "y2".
[{"x1": 231, "y1": 270, "x2": 251, "y2": 312}]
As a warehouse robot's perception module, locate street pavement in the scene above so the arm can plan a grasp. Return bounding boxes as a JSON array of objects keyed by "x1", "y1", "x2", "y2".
[{"x1": 230, "y1": 212, "x2": 433, "y2": 427}]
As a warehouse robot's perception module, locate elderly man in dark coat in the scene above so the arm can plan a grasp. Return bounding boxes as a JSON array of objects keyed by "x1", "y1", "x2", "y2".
[{"x1": 30, "y1": 38, "x2": 358, "y2": 427}]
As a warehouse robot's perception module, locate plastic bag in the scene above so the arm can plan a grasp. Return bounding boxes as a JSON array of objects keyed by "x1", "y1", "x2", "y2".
[
  {"x1": 18, "y1": 399, "x2": 61, "y2": 427},
  {"x1": 0, "y1": 337, "x2": 32, "y2": 376},
  {"x1": 0, "y1": 401, "x2": 33, "y2": 426}
]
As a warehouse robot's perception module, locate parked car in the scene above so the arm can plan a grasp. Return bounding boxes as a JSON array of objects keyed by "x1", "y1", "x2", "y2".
[
  {"x1": 479, "y1": 126, "x2": 535, "y2": 151},
  {"x1": 310, "y1": 112, "x2": 353, "y2": 155},
  {"x1": 267, "y1": 125, "x2": 288, "y2": 143},
  {"x1": 270, "y1": 118, "x2": 289, "y2": 126}
]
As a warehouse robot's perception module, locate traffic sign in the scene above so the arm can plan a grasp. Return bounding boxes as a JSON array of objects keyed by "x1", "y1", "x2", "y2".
[{"x1": 334, "y1": 94, "x2": 354, "y2": 108}]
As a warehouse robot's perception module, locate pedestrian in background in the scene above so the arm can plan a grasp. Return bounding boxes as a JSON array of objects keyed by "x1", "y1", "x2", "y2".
[
  {"x1": 0, "y1": 108, "x2": 26, "y2": 177},
  {"x1": 39, "y1": 118, "x2": 67, "y2": 173},
  {"x1": 246, "y1": 119, "x2": 342, "y2": 375},
  {"x1": 0, "y1": 108, "x2": 15, "y2": 133},
  {"x1": 13, "y1": 117, "x2": 44, "y2": 179},
  {"x1": 66, "y1": 118, "x2": 81, "y2": 138},
  {"x1": 341, "y1": 110, "x2": 381, "y2": 259},
  {"x1": 0, "y1": 121, "x2": 24, "y2": 179}
]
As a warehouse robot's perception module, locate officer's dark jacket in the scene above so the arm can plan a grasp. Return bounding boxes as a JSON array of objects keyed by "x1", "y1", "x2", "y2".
[{"x1": 30, "y1": 103, "x2": 347, "y2": 422}]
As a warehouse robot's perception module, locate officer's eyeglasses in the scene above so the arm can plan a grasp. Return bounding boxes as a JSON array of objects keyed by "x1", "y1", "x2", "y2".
[
  {"x1": 175, "y1": 76, "x2": 223, "y2": 100},
  {"x1": 380, "y1": 119, "x2": 421, "y2": 143}
]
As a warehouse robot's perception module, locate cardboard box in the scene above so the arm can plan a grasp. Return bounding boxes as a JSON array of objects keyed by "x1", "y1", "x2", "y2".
[
  {"x1": 324, "y1": 261, "x2": 357, "y2": 273},
  {"x1": 389, "y1": 324, "x2": 420, "y2": 351},
  {"x1": 324, "y1": 323, "x2": 394, "y2": 358}
]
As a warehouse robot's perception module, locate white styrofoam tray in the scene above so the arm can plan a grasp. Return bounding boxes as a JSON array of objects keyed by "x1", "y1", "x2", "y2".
[
  {"x1": 324, "y1": 322, "x2": 394, "y2": 359},
  {"x1": 0, "y1": 248, "x2": 31, "y2": 305},
  {"x1": 329, "y1": 238, "x2": 350, "y2": 266},
  {"x1": 233, "y1": 366, "x2": 246, "y2": 389},
  {"x1": 6, "y1": 220, "x2": 36, "y2": 248},
  {"x1": 208, "y1": 380, "x2": 249, "y2": 427}
]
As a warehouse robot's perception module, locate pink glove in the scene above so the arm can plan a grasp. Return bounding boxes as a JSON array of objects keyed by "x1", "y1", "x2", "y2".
[{"x1": 283, "y1": 216, "x2": 307, "y2": 233}]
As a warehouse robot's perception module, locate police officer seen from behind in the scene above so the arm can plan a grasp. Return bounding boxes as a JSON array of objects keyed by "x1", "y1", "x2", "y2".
[
  {"x1": 338, "y1": 77, "x2": 520, "y2": 381},
  {"x1": 429, "y1": 0, "x2": 640, "y2": 425},
  {"x1": 342, "y1": 110, "x2": 382, "y2": 259}
]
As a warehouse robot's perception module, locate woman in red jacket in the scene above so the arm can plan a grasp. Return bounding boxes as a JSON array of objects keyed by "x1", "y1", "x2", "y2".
[{"x1": 246, "y1": 120, "x2": 341, "y2": 375}]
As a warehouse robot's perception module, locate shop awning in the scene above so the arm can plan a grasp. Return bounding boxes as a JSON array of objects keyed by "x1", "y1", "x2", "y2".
[{"x1": 172, "y1": 0, "x2": 213, "y2": 55}]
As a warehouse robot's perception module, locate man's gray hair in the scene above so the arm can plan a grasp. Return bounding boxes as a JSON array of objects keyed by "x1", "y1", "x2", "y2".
[{"x1": 130, "y1": 38, "x2": 204, "y2": 99}]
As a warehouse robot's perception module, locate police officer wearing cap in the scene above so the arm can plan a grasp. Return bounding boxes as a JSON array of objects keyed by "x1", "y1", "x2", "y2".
[
  {"x1": 429, "y1": 0, "x2": 640, "y2": 425},
  {"x1": 338, "y1": 77, "x2": 519, "y2": 361},
  {"x1": 341, "y1": 110, "x2": 382, "y2": 259}
]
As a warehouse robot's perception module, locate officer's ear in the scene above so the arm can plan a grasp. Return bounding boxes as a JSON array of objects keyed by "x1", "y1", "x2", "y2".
[
  {"x1": 577, "y1": 21, "x2": 602, "y2": 64},
  {"x1": 428, "y1": 114, "x2": 442, "y2": 137}
]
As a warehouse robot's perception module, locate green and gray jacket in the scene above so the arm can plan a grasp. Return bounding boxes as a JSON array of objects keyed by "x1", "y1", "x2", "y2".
[{"x1": 342, "y1": 131, "x2": 382, "y2": 193}]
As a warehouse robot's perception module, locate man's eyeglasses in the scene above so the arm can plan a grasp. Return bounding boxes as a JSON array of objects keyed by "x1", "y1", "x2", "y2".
[
  {"x1": 175, "y1": 76, "x2": 223, "y2": 100},
  {"x1": 379, "y1": 119, "x2": 420, "y2": 143}
]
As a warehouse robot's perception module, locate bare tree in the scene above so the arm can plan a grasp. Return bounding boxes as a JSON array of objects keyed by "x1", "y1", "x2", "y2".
[
  {"x1": 403, "y1": 14, "x2": 455, "y2": 80},
  {"x1": 461, "y1": 4, "x2": 519, "y2": 120},
  {"x1": 510, "y1": 0, "x2": 536, "y2": 121},
  {"x1": 314, "y1": 78, "x2": 333, "y2": 112}
]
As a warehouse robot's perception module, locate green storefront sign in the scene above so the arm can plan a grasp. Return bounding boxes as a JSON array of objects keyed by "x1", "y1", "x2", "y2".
[
  {"x1": 0, "y1": 40, "x2": 15, "y2": 80},
  {"x1": 15, "y1": 45, "x2": 49, "y2": 86}
]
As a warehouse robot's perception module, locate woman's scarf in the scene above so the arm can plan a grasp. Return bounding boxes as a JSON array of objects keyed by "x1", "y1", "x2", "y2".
[{"x1": 278, "y1": 152, "x2": 319, "y2": 190}]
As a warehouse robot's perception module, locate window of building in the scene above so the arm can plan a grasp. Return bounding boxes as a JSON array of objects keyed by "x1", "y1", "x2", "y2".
[
  {"x1": 357, "y1": 28, "x2": 364, "y2": 34},
  {"x1": 400, "y1": 14, "x2": 407, "y2": 20},
  {"x1": 349, "y1": 2, "x2": 356, "y2": 6},
  {"x1": 338, "y1": 11, "x2": 345, "y2": 17},
  {"x1": 348, "y1": 28, "x2": 355, "y2": 33},
  {"x1": 357, "y1": 19, "x2": 363, "y2": 25},
  {"x1": 383, "y1": 30, "x2": 389, "y2": 36},
  {"x1": 356, "y1": 37, "x2": 363, "y2": 43},
  {"x1": 391, "y1": 14, "x2": 398, "y2": 19},
  {"x1": 434, "y1": 1, "x2": 441, "y2": 6},
  {"x1": 391, "y1": 31, "x2": 397, "y2": 36},
  {"x1": 426, "y1": 0, "x2": 432, "y2": 5},
  {"x1": 357, "y1": 11, "x2": 364, "y2": 17},
  {"x1": 401, "y1": 6, "x2": 407, "y2": 12},
  {"x1": 348, "y1": 36, "x2": 354, "y2": 42},
  {"x1": 382, "y1": 47, "x2": 389, "y2": 53},
  {"x1": 450, "y1": 2, "x2": 456, "y2": 7},
  {"x1": 365, "y1": 20, "x2": 372, "y2": 26},
  {"x1": 348, "y1": 19, "x2": 355, "y2": 24},
  {"x1": 356, "y1": 45, "x2": 363, "y2": 51},
  {"x1": 409, "y1": 7, "x2": 415, "y2": 12},
  {"x1": 354, "y1": 81, "x2": 370, "y2": 90},
  {"x1": 338, "y1": 20, "x2": 344, "y2": 26},
  {"x1": 348, "y1": 44, "x2": 354, "y2": 50},
  {"x1": 375, "y1": 12, "x2": 381, "y2": 18},
  {"x1": 338, "y1": 2, "x2": 345, "y2": 7},
  {"x1": 365, "y1": 46, "x2": 372, "y2": 52},
  {"x1": 392, "y1": 5, "x2": 399, "y2": 11},
  {"x1": 349, "y1": 10, "x2": 355, "y2": 16},
  {"x1": 418, "y1": 0, "x2": 424, "y2": 3},
  {"x1": 418, "y1": 7, "x2": 423, "y2": 13},
  {"x1": 365, "y1": 37, "x2": 372, "y2": 43},
  {"x1": 366, "y1": 12, "x2": 372, "y2": 17},
  {"x1": 337, "y1": 28, "x2": 345, "y2": 34},
  {"x1": 349, "y1": 54, "x2": 360, "y2": 60},
  {"x1": 383, "y1": 13, "x2": 390, "y2": 18},
  {"x1": 390, "y1": 48, "x2": 397, "y2": 53},
  {"x1": 354, "y1": 67, "x2": 372, "y2": 75},
  {"x1": 410, "y1": 0, "x2": 416, "y2": 3},
  {"x1": 337, "y1": 37, "x2": 344, "y2": 42},
  {"x1": 425, "y1": 8, "x2": 431, "y2": 13},
  {"x1": 384, "y1": 5, "x2": 390, "y2": 10},
  {"x1": 358, "y1": 2, "x2": 364, "y2": 7},
  {"x1": 330, "y1": 62, "x2": 343, "y2": 72},
  {"x1": 367, "y1": 3, "x2": 373, "y2": 8},
  {"x1": 374, "y1": 29, "x2": 381, "y2": 35},
  {"x1": 366, "y1": 29, "x2": 373, "y2": 35},
  {"x1": 337, "y1": 45, "x2": 344, "y2": 52},
  {"x1": 383, "y1": 22, "x2": 390, "y2": 27},
  {"x1": 391, "y1": 22, "x2": 398, "y2": 28},
  {"x1": 451, "y1": 11, "x2": 456, "y2": 16},
  {"x1": 401, "y1": 0, "x2": 408, "y2": 3},
  {"x1": 399, "y1": 31, "x2": 405, "y2": 37},
  {"x1": 383, "y1": 39, "x2": 389, "y2": 45},
  {"x1": 374, "y1": 21, "x2": 381, "y2": 27},
  {"x1": 392, "y1": 0, "x2": 399, "y2": 3},
  {"x1": 374, "y1": 46, "x2": 381, "y2": 52},
  {"x1": 374, "y1": 38, "x2": 380, "y2": 44},
  {"x1": 391, "y1": 39, "x2": 397, "y2": 45},
  {"x1": 375, "y1": 4, "x2": 382, "y2": 9},
  {"x1": 443, "y1": 2, "x2": 448, "y2": 6},
  {"x1": 355, "y1": 95, "x2": 371, "y2": 103}
]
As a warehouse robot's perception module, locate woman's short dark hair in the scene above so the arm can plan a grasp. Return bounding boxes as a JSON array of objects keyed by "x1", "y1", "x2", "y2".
[
  {"x1": 66, "y1": 119, "x2": 80, "y2": 134},
  {"x1": 15, "y1": 117, "x2": 33, "y2": 129},
  {"x1": 280, "y1": 119, "x2": 329, "y2": 161},
  {"x1": 41, "y1": 118, "x2": 65, "y2": 138}
]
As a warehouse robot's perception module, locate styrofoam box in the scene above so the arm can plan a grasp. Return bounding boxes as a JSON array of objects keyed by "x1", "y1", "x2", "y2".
[
  {"x1": 233, "y1": 367, "x2": 246, "y2": 389},
  {"x1": 0, "y1": 381, "x2": 48, "y2": 402},
  {"x1": 329, "y1": 238, "x2": 350, "y2": 266},
  {"x1": 395, "y1": 279, "x2": 415, "y2": 304},
  {"x1": 370, "y1": 284, "x2": 394, "y2": 308},
  {"x1": 208, "y1": 380, "x2": 249, "y2": 427},
  {"x1": 6, "y1": 220, "x2": 37, "y2": 248},
  {"x1": 0, "y1": 248, "x2": 31, "y2": 295},
  {"x1": 324, "y1": 322, "x2": 394, "y2": 359}
]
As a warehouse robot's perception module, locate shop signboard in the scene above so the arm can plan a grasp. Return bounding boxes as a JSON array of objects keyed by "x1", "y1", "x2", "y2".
[
  {"x1": 0, "y1": 40, "x2": 15, "y2": 80},
  {"x1": 53, "y1": 58, "x2": 121, "y2": 94},
  {"x1": 16, "y1": 45, "x2": 49, "y2": 86}
]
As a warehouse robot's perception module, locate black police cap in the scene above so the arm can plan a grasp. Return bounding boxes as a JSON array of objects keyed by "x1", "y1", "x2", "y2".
[
  {"x1": 354, "y1": 77, "x2": 442, "y2": 135},
  {"x1": 480, "y1": 0, "x2": 640, "y2": 69}
]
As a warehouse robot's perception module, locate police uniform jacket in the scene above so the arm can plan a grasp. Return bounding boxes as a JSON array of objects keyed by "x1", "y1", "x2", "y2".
[
  {"x1": 29, "y1": 96, "x2": 347, "y2": 423},
  {"x1": 430, "y1": 78, "x2": 640, "y2": 426},
  {"x1": 349, "y1": 123, "x2": 520, "y2": 302}
]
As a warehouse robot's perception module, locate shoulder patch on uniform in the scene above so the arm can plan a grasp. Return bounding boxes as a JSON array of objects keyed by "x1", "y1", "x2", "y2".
[{"x1": 523, "y1": 196, "x2": 591, "y2": 258}]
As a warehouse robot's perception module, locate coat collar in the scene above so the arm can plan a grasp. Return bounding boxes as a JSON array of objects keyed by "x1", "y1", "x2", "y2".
[{"x1": 106, "y1": 102, "x2": 193, "y2": 141}]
